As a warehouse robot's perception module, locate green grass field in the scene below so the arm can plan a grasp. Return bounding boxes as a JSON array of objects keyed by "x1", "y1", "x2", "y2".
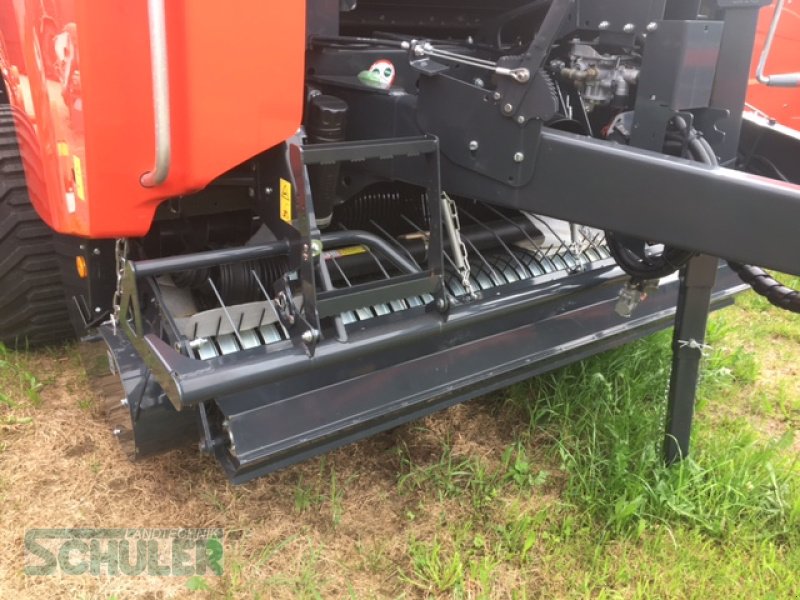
[{"x1": 0, "y1": 279, "x2": 798, "y2": 599}]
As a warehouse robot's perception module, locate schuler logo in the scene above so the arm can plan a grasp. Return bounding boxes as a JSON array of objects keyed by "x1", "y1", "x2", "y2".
[{"x1": 24, "y1": 529, "x2": 224, "y2": 577}]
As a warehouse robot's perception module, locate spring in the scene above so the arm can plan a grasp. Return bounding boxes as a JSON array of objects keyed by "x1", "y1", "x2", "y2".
[{"x1": 334, "y1": 183, "x2": 429, "y2": 236}]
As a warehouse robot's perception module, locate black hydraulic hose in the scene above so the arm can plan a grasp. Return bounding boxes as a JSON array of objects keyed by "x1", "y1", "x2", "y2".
[
  {"x1": 687, "y1": 132, "x2": 800, "y2": 313},
  {"x1": 726, "y1": 263, "x2": 800, "y2": 313},
  {"x1": 606, "y1": 119, "x2": 699, "y2": 279}
]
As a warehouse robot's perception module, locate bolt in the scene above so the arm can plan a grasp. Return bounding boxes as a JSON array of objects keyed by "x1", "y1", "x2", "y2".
[
  {"x1": 646, "y1": 22, "x2": 658, "y2": 32},
  {"x1": 473, "y1": 77, "x2": 485, "y2": 88},
  {"x1": 469, "y1": 140, "x2": 479, "y2": 152},
  {"x1": 264, "y1": 186, "x2": 274, "y2": 195},
  {"x1": 92, "y1": 247, "x2": 101, "y2": 255},
  {"x1": 514, "y1": 152, "x2": 525, "y2": 163},
  {"x1": 492, "y1": 92, "x2": 502, "y2": 101},
  {"x1": 514, "y1": 68, "x2": 531, "y2": 83},
  {"x1": 516, "y1": 115, "x2": 526, "y2": 125},
  {"x1": 120, "y1": 398, "x2": 128, "y2": 407},
  {"x1": 413, "y1": 44, "x2": 425, "y2": 57},
  {"x1": 598, "y1": 21, "x2": 610, "y2": 30},
  {"x1": 436, "y1": 298, "x2": 448, "y2": 311},
  {"x1": 623, "y1": 23, "x2": 635, "y2": 33},
  {"x1": 302, "y1": 329, "x2": 319, "y2": 344},
  {"x1": 94, "y1": 307, "x2": 102, "y2": 314},
  {"x1": 311, "y1": 239, "x2": 323, "y2": 256},
  {"x1": 112, "y1": 427, "x2": 122, "y2": 436},
  {"x1": 503, "y1": 103, "x2": 514, "y2": 114}
]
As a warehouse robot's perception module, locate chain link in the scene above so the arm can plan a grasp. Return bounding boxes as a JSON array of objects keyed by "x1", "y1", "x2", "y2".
[
  {"x1": 441, "y1": 192, "x2": 475, "y2": 297},
  {"x1": 110, "y1": 238, "x2": 129, "y2": 334}
]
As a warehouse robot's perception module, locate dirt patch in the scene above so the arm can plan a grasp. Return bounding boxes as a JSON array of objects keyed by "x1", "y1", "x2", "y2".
[{"x1": 0, "y1": 346, "x2": 555, "y2": 599}]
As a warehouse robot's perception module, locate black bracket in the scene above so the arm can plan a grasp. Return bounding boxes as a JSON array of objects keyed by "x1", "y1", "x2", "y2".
[{"x1": 292, "y1": 135, "x2": 447, "y2": 348}]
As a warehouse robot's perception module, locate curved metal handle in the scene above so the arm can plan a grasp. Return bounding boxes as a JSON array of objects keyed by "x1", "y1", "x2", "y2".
[
  {"x1": 756, "y1": 0, "x2": 800, "y2": 88},
  {"x1": 140, "y1": 0, "x2": 171, "y2": 187}
]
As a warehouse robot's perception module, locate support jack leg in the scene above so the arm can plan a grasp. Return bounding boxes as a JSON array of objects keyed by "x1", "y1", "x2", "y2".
[{"x1": 664, "y1": 255, "x2": 719, "y2": 465}]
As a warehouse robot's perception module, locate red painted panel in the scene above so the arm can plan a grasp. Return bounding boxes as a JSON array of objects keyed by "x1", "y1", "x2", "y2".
[
  {"x1": 0, "y1": 0, "x2": 305, "y2": 237},
  {"x1": 748, "y1": 0, "x2": 800, "y2": 130}
]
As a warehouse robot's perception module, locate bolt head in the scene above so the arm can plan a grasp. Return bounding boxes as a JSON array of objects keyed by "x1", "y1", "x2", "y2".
[
  {"x1": 492, "y1": 92, "x2": 502, "y2": 101},
  {"x1": 120, "y1": 398, "x2": 129, "y2": 407},
  {"x1": 92, "y1": 247, "x2": 101, "y2": 255},
  {"x1": 598, "y1": 21, "x2": 610, "y2": 30},
  {"x1": 302, "y1": 329, "x2": 318, "y2": 344},
  {"x1": 514, "y1": 152, "x2": 525, "y2": 163},
  {"x1": 516, "y1": 115, "x2": 526, "y2": 125},
  {"x1": 503, "y1": 103, "x2": 514, "y2": 114},
  {"x1": 473, "y1": 77, "x2": 485, "y2": 88},
  {"x1": 646, "y1": 22, "x2": 658, "y2": 32},
  {"x1": 469, "y1": 140, "x2": 479, "y2": 152},
  {"x1": 623, "y1": 23, "x2": 635, "y2": 33}
]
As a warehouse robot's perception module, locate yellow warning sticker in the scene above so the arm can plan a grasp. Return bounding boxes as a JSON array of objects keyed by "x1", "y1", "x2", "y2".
[
  {"x1": 72, "y1": 155, "x2": 86, "y2": 201},
  {"x1": 279, "y1": 178, "x2": 292, "y2": 223},
  {"x1": 57, "y1": 142, "x2": 69, "y2": 157}
]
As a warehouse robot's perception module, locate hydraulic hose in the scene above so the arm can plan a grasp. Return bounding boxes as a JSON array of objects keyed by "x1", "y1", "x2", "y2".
[
  {"x1": 605, "y1": 118, "x2": 697, "y2": 279},
  {"x1": 726, "y1": 262, "x2": 800, "y2": 313},
  {"x1": 687, "y1": 128, "x2": 800, "y2": 314}
]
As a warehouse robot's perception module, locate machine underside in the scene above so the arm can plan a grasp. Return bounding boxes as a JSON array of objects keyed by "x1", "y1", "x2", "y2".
[{"x1": 75, "y1": 0, "x2": 800, "y2": 483}]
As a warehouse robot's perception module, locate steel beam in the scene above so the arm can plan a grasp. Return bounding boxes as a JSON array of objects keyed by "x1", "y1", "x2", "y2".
[{"x1": 515, "y1": 128, "x2": 800, "y2": 276}]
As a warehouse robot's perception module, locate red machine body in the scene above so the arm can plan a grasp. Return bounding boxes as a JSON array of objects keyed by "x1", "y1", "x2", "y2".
[
  {"x1": 748, "y1": 0, "x2": 800, "y2": 129},
  {"x1": 0, "y1": 0, "x2": 305, "y2": 238}
]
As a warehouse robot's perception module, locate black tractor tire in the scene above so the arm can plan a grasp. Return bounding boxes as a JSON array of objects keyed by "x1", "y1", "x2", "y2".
[{"x1": 0, "y1": 105, "x2": 74, "y2": 348}]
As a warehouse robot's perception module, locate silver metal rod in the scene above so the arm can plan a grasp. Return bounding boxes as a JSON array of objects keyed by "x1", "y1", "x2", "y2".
[
  {"x1": 140, "y1": 0, "x2": 172, "y2": 187},
  {"x1": 207, "y1": 278, "x2": 245, "y2": 348}
]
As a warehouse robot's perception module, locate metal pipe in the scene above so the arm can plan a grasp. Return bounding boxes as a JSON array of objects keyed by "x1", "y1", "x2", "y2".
[
  {"x1": 320, "y1": 231, "x2": 421, "y2": 274},
  {"x1": 131, "y1": 240, "x2": 291, "y2": 279},
  {"x1": 140, "y1": 0, "x2": 172, "y2": 187}
]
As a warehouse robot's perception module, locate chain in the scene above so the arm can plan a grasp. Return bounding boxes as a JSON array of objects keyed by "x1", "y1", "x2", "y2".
[
  {"x1": 110, "y1": 238, "x2": 129, "y2": 334},
  {"x1": 441, "y1": 192, "x2": 475, "y2": 297}
]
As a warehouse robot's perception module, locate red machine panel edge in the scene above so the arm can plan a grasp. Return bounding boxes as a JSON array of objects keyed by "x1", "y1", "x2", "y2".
[{"x1": 0, "y1": 0, "x2": 306, "y2": 238}]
